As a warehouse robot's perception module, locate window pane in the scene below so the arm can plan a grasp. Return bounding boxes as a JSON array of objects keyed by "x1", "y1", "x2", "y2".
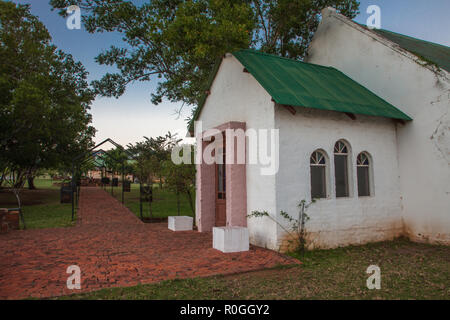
[
  {"x1": 311, "y1": 166, "x2": 326, "y2": 198},
  {"x1": 217, "y1": 164, "x2": 224, "y2": 192},
  {"x1": 223, "y1": 162, "x2": 226, "y2": 191},
  {"x1": 334, "y1": 155, "x2": 349, "y2": 197},
  {"x1": 357, "y1": 166, "x2": 370, "y2": 196}
]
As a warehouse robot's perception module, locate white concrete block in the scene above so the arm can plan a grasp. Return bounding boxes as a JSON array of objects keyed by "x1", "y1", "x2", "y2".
[
  {"x1": 168, "y1": 216, "x2": 193, "y2": 231},
  {"x1": 213, "y1": 226, "x2": 249, "y2": 253}
]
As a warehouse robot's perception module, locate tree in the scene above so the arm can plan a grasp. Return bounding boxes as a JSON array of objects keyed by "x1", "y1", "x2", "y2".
[
  {"x1": 128, "y1": 133, "x2": 180, "y2": 189},
  {"x1": 148, "y1": 132, "x2": 180, "y2": 189},
  {"x1": 50, "y1": 0, "x2": 358, "y2": 116},
  {"x1": 50, "y1": 0, "x2": 254, "y2": 109},
  {"x1": 127, "y1": 133, "x2": 183, "y2": 218},
  {"x1": 0, "y1": 2, "x2": 95, "y2": 214},
  {"x1": 127, "y1": 138, "x2": 160, "y2": 219},
  {"x1": 104, "y1": 147, "x2": 129, "y2": 176},
  {"x1": 162, "y1": 144, "x2": 195, "y2": 215},
  {"x1": 253, "y1": 0, "x2": 359, "y2": 58}
]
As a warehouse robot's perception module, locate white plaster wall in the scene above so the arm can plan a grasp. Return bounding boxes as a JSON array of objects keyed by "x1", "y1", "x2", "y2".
[
  {"x1": 306, "y1": 8, "x2": 450, "y2": 244},
  {"x1": 275, "y1": 106, "x2": 403, "y2": 249},
  {"x1": 195, "y1": 55, "x2": 279, "y2": 249}
]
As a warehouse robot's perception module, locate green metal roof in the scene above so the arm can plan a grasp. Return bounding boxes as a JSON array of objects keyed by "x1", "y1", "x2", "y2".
[
  {"x1": 93, "y1": 154, "x2": 135, "y2": 168},
  {"x1": 233, "y1": 49, "x2": 411, "y2": 120},
  {"x1": 189, "y1": 49, "x2": 412, "y2": 132},
  {"x1": 93, "y1": 154, "x2": 106, "y2": 168},
  {"x1": 372, "y1": 29, "x2": 450, "y2": 73}
]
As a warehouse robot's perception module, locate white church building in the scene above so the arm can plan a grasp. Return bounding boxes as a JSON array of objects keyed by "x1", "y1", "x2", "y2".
[{"x1": 191, "y1": 8, "x2": 449, "y2": 251}]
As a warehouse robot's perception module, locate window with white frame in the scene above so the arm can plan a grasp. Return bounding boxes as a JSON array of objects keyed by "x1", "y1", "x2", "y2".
[
  {"x1": 357, "y1": 152, "x2": 372, "y2": 196},
  {"x1": 310, "y1": 150, "x2": 328, "y2": 199},
  {"x1": 334, "y1": 140, "x2": 350, "y2": 197}
]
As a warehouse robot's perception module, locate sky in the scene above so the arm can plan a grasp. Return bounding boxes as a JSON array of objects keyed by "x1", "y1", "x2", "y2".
[{"x1": 11, "y1": 0, "x2": 450, "y2": 147}]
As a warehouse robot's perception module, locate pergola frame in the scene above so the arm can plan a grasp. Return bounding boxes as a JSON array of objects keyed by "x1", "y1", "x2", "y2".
[{"x1": 70, "y1": 138, "x2": 134, "y2": 221}]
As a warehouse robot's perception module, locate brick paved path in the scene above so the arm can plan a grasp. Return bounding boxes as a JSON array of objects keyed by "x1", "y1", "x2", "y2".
[{"x1": 0, "y1": 187, "x2": 298, "y2": 299}]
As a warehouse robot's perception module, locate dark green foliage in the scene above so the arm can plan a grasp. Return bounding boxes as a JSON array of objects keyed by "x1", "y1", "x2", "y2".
[
  {"x1": 162, "y1": 144, "x2": 195, "y2": 215},
  {"x1": 253, "y1": 0, "x2": 359, "y2": 58},
  {"x1": 50, "y1": 0, "x2": 255, "y2": 108},
  {"x1": 0, "y1": 2, "x2": 95, "y2": 190},
  {"x1": 126, "y1": 133, "x2": 178, "y2": 214},
  {"x1": 49, "y1": 0, "x2": 359, "y2": 116}
]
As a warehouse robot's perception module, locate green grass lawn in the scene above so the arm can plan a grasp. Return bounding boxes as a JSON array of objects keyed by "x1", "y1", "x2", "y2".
[
  {"x1": 57, "y1": 238, "x2": 449, "y2": 300},
  {"x1": 2, "y1": 179, "x2": 448, "y2": 300},
  {"x1": 0, "y1": 178, "x2": 74, "y2": 229},
  {"x1": 109, "y1": 183, "x2": 195, "y2": 219}
]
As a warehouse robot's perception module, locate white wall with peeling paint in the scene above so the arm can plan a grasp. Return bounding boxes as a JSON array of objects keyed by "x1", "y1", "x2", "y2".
[
  {"x1": 274, "y1": 106, "x2": 403, "y2": 249},
  {"x1": 195, "y1": 9, "x2": 449, "y2": 249},
  {"x1": 306, "y1": 7, "x2": 450, "y2": 245},
  {"x1": 196, "y1": 52, "x2": 407, "y2": 251}
]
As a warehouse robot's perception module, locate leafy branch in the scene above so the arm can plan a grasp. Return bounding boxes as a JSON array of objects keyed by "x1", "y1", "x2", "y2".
[{"x1": 248, "y1": 198, "x2": 315, "y2": 255}]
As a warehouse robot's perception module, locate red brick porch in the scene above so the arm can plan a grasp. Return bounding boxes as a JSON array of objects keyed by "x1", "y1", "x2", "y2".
[{"x1": 0, "y1": 187, "x2": 298, "y2": 299}]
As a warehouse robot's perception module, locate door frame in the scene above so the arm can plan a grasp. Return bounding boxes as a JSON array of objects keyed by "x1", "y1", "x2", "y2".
[
  {"x1": 215, "y1": 141, "x2": 226, "y2": 226},
  {"x1": 196, "y1": 121, "x2": 248, "y2": 232}
]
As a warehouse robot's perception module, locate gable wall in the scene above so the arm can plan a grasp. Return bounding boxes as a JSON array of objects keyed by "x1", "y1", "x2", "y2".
[
  {"x1": 275, "y1": 106, "x2": 403, "y2": 249},
  {"x1": 195, "y1": 54, "x2": 279, "y2": 249},
  {"x1": 306, "y1": 8, "x2": 450, "y2": 244}
]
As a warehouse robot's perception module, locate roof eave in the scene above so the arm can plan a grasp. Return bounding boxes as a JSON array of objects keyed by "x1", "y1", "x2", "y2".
[
  {"x1": 320, "y1": 7, "x2": 449, "y2": 76},
  {"x1": 277, "y1": 102, "x2": 412, "y2": 121}
]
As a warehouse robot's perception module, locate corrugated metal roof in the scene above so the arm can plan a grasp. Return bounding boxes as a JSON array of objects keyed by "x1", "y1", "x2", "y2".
[
  {"x1": 233, "y1": 49, "x2": 412, "y2": 120},
  {"x1": 93, "y1": 156, "x2": 105, "y2": 168},
  {"x1": 92, "y1": 155, "x2": 135, "y2": 168},
  {"x1": 189, "y1": 49, "x2": 412, "y2": 133},
  {"x1": 373, "y1": 29, "x2": 450, "y2": 73}
]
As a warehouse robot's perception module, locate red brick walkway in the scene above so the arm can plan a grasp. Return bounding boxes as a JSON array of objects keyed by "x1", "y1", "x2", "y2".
[{"x1": 0, "y1": 187, "x2": 298, "y2": 299}]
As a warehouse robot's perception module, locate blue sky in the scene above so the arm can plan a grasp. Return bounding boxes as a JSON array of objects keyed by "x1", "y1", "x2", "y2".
[{"x1": 11, "y1": 0, "x2": 450, "y2": 146}]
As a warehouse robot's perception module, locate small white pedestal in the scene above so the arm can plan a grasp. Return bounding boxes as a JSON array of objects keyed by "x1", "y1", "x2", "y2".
[
  {"x1": 168, "y1": 216, "x2": 193, "y2": 231},
  {"x1": 213, "y1": 226, "x2": 249, "y2": 253}
]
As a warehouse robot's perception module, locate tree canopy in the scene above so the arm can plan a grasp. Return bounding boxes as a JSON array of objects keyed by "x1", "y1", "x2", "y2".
[
  {"x1": 162, "y1": 144, "x2": 195, "y2": 215},
  {"x1": 49, "y1": 0, "x2": 359, "y2": 119},
  {"x1": 126, "y1": 132, "x2": 180, "y2": 185},
  {"x1": 0, "y1": 2, "x2": 95, "y2": 188}
]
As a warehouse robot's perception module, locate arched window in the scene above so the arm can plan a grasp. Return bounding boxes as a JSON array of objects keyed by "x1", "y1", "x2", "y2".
[
  {"x1": 310, "y1": 150, "x2": 327, "y2": 199},
  {"x1": 334, "y1": 140, "x2": 350, "y2": 197},
  {"x1": 357, "y1": 152, "x2": 371, "y2": 196}
]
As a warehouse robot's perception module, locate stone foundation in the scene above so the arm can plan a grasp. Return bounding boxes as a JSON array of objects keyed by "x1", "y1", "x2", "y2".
[{"x1": 278, "y1": 225, "x2": 405, "y2": 252}]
